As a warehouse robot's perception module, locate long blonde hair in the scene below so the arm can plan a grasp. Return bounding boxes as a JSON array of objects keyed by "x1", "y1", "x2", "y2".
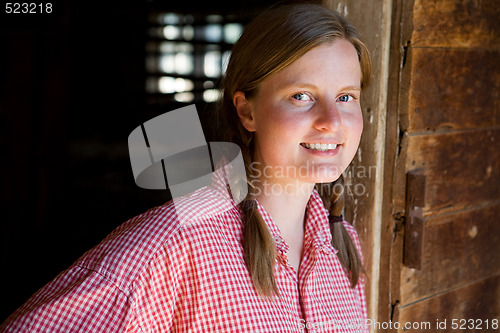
[{"x1": 215, "y1": 3, "x2": 371, "y2": 297}]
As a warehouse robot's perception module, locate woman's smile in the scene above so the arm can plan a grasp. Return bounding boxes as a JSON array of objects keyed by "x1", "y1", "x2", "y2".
[{"x1": 300, "y1": 142, "x2": 341, "y2": 156}]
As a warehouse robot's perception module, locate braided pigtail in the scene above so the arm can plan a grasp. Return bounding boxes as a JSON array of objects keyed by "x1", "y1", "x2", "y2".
[
  {"x1": 316, "y1": 176, "x2": 363, "y2": 288},
  {"x1": 240, "y1": 199, "x2": 279, "y2": 297}
]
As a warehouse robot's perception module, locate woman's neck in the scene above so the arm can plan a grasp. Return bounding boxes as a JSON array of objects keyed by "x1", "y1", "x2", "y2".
[
  {"x1": 255, "y1": 180, "x2": 314, "y2": 229},
  {"x1": 254, "y1": 179, "x2": 315, "y2": 273}
]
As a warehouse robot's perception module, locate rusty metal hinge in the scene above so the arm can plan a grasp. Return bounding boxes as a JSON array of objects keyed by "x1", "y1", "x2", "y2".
[{"x1": 403, "y1": 168, "x2": 426, "y2": 269}]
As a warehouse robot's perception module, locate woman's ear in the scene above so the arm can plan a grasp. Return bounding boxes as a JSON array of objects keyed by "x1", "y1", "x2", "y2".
[{"x1": 233, "y1": 91, "x2": 256, "y2": 132}]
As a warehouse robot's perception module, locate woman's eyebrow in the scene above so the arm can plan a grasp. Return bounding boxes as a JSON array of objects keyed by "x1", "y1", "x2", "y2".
[
  {"x1": 276, "y1": 80, "x2": 318, "y2": 91},
  {"x1": 277, "y1": 81, "x2": 361, "y2": 92},
  {"x1": 339, "y1": 85, "x2": 362, "y2": 92}
]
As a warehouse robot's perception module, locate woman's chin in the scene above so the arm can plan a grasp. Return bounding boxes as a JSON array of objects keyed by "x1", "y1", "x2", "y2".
[{"x1": 301, "y1": 171, "x2": 343, "y2": 184}]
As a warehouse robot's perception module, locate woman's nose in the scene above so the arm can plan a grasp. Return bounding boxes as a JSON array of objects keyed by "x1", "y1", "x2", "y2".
[{"x1": 313, "y1": 102, "x2": 342, "y2": 132}]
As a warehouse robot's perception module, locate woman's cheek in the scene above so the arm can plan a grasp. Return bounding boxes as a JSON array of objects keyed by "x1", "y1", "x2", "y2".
[{"x1": 344, "y1": 107, "x2": 364, "y2": 139}]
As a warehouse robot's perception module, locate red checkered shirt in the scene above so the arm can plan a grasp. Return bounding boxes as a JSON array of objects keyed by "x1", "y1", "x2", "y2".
[{"x1": 1, "y1": 174, "x2": 368, "y2": 332}]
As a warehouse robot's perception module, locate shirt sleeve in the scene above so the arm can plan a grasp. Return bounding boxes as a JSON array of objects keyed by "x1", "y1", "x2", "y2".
[
  {"x1": 0, "y1": 264, "x2": 138, "y2": 333},
  {"x1": 0, "y1": 206, "x2": 193, "y2": 333}
]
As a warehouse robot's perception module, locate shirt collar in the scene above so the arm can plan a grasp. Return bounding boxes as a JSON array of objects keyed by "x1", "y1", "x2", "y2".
[
  {"x1": 171, "y1": 163, "x2": 242, "y2": 224},
  {"x1": 254, "y1": 199, "x2": 290, "y2": 254},
  {"x1": 304, "y1": 189, "x2": 334, "y2": 250},
  {"x1": 254, "y1": 189, "x2": 333, "y2": 254}
]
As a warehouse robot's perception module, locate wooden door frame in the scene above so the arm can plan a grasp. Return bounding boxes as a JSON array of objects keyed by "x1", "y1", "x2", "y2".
[{"x1": 322, "y1": 0, "x2": 403, "y2": 331}]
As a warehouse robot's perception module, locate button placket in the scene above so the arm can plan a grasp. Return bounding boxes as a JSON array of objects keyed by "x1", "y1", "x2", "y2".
[{"x1": 274, "y1": 236, "x2": 292, "y2": 270}]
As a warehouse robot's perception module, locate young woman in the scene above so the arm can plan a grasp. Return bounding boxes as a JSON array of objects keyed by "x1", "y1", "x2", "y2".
[{"x1": 1, "y1": 3, "x2": 371, "y2": 332}]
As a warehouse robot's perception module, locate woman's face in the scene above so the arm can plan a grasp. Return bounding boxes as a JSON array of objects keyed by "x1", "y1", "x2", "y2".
[{"x1": 238, "y1": 39, "x2": 363, "y2": 186}]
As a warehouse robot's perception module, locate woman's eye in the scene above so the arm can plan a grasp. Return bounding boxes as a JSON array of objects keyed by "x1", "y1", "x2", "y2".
[
  {"x1": 338, "y1": 94, "x2": 354, "y2": 102},
  {"x1": 292, "y1": 92, "x2": 311, "y2": 101}
]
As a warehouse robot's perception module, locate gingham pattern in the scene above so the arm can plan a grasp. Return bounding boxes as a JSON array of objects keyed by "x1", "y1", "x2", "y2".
[{"x1": 1, "y1": 176, "x2": 368, "y2": 333}]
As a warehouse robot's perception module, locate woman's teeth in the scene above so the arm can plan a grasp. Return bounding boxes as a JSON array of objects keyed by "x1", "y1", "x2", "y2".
[{"x1": 301, "y1": 143, "x2": 338, "y2": 151}]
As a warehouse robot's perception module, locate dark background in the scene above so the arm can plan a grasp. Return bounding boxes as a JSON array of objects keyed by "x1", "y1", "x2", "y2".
[{"x1": 0, "y1": 0, "x2": 278, "y2": 322}]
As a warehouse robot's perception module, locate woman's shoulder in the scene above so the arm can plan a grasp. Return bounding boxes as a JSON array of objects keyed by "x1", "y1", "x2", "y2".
[
  {"x1": 76, "y1": 185, "x2": 241, "y2": 292},
  {"x1": 0, "y1": 187, "x2": 243, "y2": 332}
]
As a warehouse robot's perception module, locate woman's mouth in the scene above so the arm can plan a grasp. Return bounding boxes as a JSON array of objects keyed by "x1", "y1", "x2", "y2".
[{"x1": 300, "y1": 142, "x2": 338, "y2": 152}]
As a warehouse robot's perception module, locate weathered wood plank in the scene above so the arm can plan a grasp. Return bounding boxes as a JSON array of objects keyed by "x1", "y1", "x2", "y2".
[
  {"x1": 405, "y1": 128, "x2": 500, "y2": 213},
  {"x1": 397, "y1": 275, "x2": 500, "y2": 333},
  {"x1": 392, "y1": 1, "x2": 500, "y2": 332},
  {"x1": 496, "y1": 100, "x2": 500, "y2": 126},
  {"x1": 324, "y1": 0, "x2": 394, "y2": 326},
  {"x1": 405, "y1": 48, "x2": 500, "y2": 132},
  {"x1": 400, "y1": 202, "x2": 500, "y2": 305},
  {"x1": 411, "y1": 0, "x2": 500, "y2": 48}
]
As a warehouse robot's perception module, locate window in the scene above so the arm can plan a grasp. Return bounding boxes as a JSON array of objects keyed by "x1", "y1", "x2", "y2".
[{"x1": 145, "y1": 11, "x2": 244, "y2": 106}]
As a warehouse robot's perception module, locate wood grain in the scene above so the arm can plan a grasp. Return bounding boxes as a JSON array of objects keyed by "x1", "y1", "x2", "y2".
[
  {"x1": 390, "y1": 0, "x2": 500, "y2": 332},
  {"x1": 406, "y1": 48, "x2": 500, "y2": 132},
  {"x1": 398, "y1": 275, "x2": 500, "y2": 333},
  {"x1": 405, "y1": 128, "x2": 500, "y2": 213},
  {"x1": 411, "y1": 0, "x2": 500, "y2": 48},
  {"x1": 400, "y1": 202, "x2": 500, "y2": 305}
]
